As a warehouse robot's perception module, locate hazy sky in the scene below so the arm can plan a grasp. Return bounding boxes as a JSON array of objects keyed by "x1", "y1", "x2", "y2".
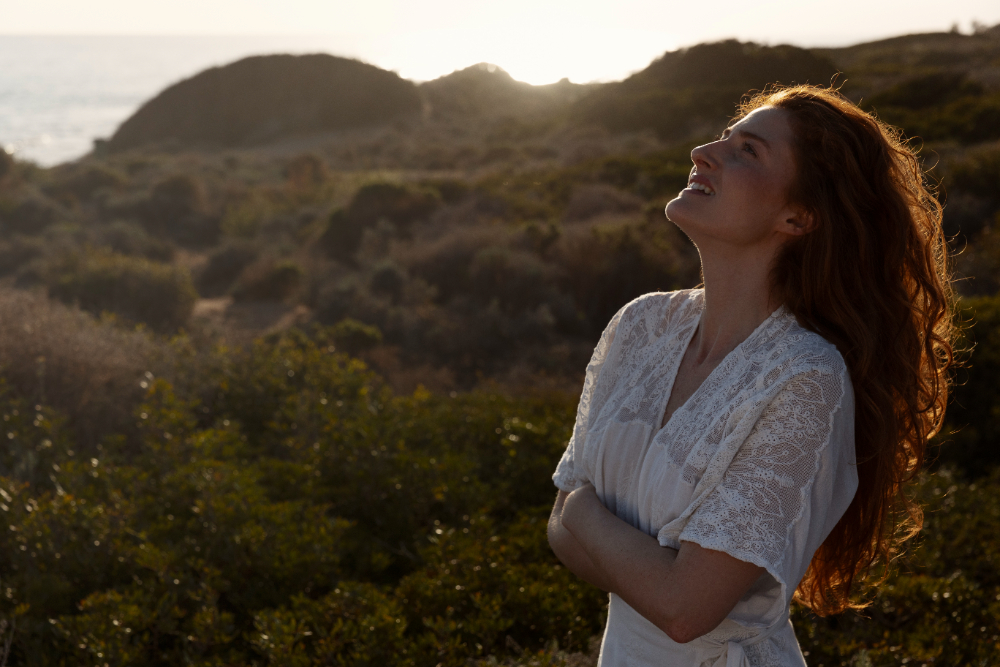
[{"x1": 4, "y1": 0, "x2": 1000, "y2": 84}]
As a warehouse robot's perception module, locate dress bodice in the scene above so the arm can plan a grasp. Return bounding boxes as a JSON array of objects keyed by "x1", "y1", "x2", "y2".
[{"x1": 553, "y1": 290, "x2": 858, "y2": 666}]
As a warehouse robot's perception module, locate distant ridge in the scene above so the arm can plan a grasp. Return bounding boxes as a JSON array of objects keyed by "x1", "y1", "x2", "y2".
[
  {"x1": 107, "y1": 54, "x2": 422, "y2": 152},
  {"x1": 103, "y1": 27, "x2": 1000, "y2": 153},
  {"x1": 573, "y1": 40, "x2": 839, "y2": 139},
  {"x1": 420, "y1": 63, "x2": 591, "y2": 120}
]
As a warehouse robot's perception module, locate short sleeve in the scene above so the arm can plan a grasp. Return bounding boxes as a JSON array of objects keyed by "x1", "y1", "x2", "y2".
[
  {"x1": 678, "y1": 365, "x2": 858, "y2": 597},
  {"x1": 552, "y1": 304, "x2": 628, "y2": 492}
]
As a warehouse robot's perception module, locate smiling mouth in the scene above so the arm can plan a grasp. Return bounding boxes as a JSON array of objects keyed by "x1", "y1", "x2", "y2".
[{"x1": 686, "y1": 181, "x2": 715, "y2": 195}]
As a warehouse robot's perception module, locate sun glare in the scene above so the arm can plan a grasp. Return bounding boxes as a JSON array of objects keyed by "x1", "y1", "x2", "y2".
[{"x1": 368, "y1": 24, "x2": 677, "y2": 85}]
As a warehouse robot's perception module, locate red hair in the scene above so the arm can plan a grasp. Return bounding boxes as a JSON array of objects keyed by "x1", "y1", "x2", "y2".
[{"x1": 735, "y1": 85, "x2": 954, "y2": 615}]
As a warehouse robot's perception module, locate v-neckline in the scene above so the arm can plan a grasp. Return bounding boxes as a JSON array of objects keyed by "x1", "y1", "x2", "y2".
[{"x1": 655, "y1": 297, "x2": 785, "y2": 436}]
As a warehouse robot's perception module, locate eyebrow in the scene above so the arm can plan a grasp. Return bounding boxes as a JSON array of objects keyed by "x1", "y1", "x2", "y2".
[{"x1": 721, "y1": 127, "x2": 772, "y2": 151}]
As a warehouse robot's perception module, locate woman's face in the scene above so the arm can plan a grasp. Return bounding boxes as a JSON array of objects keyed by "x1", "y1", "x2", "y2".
[{"x1": 665, "y1": 105, "x2": 807, "y2": 251}]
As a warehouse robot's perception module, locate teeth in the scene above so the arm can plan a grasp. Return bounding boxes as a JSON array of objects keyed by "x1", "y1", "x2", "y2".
[{"x1": 689, "y1": 182, "x2": 715, "y2": 195}]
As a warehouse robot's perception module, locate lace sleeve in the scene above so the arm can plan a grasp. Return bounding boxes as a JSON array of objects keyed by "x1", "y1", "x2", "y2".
[
  {"x1": 552, "y1": 304, "x2": 628, "y2": 492},
  {"x1": 678, "y1": 365, "x2": 858, "y2": 595}
]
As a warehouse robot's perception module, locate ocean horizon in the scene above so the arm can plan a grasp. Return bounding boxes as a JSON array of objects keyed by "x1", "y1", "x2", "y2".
[{"x1": 0, "y1": 35, "x2": 372, "y2": 166}]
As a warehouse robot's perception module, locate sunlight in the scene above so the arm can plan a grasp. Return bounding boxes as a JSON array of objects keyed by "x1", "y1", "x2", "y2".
[{"x1": 366, "y1": 22, "x2": 678, "y2": 85}]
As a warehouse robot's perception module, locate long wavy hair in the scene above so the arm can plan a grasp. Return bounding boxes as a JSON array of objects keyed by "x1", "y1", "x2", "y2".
[{"x1": 734, "y1": 85, "x2": 955, "y2": 615}]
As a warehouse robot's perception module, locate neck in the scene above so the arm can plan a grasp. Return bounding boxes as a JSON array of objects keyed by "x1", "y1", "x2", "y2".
[{"x1": 692, "y1": 248, "x2": 782, "y2": 366}]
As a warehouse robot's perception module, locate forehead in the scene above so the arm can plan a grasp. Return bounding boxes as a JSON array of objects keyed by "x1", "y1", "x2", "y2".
[{"x1": 730, "y1": 105, "x2": 795, "y2": 143}]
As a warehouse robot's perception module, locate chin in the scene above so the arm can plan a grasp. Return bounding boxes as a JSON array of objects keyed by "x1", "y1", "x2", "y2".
[{"x1": 664, "y1": 196, "x2": 691, "y2": 226}]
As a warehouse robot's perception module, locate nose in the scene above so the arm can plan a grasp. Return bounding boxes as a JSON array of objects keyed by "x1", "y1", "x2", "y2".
[{"x1": 690, "y1": 142, "x2": 715, "y2": 171}]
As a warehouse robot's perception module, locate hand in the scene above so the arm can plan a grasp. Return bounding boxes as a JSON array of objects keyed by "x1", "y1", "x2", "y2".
[{"x1": 560, "y1": 483, "x2": 605, "y2": 537}]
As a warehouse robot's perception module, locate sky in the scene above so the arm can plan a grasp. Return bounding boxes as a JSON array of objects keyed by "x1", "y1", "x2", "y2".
[{"x1": 3, "y1": 0, "x2": 1000, "y2": 84}]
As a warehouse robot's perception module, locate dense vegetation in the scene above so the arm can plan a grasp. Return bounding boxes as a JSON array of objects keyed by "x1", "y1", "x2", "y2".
[{"x1": 0, "y1": 24, "x2": 998, "y2": 665}]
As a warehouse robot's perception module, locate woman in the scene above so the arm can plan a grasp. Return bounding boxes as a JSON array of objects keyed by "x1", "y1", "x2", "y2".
[{"x1": 547, "y1": 85, "x2": 953, "y2": 665}]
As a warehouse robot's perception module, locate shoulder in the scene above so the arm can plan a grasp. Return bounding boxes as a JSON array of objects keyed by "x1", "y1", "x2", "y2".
[
  {"x1": 777, "y1": 311, "x2": 849, "y2": 379},
  {"x1": 615, "y1": 288, "x2": 703, "y2": 333},
  {"x1": 765, "y1": 312, "x2": 854, "y2": 414}
]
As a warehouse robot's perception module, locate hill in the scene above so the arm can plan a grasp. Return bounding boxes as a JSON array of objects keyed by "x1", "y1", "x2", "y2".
[
  {"x1": 816, "y1": 27, "x2": 1000, "y2": 99},
  {"x1": 573, "y1": 40, "x2": 839, "y2": 139},
  {"x1": 106, "y1": 53, "x2": 423, "y2": 152},
  {"x1": 420, "y1": 62, "x2": 593, "y2": 121}
]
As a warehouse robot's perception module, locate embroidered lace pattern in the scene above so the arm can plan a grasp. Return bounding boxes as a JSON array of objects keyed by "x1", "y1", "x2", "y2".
[
  {"x1": 681, "y1": 367, "x2": 845, "y2": 576},
  {"x1": 553, "y1": 304, "x2": 627, "y2": 490}
]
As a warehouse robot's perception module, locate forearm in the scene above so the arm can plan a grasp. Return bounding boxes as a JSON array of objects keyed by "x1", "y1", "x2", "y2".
[
  {"x1": 560, "y1": 485, "x2": 764, "y2": 644},
  {"x1": 562, "y1": 496, "x2": 681, "y2": 631},
  {"x1": 547, "y1": 499, "x2": 614, "y2": 591}
]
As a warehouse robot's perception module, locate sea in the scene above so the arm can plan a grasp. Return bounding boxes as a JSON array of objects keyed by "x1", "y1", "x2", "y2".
[{"x1": 0, "y1": 35, "x2": 368, "y2": 167}]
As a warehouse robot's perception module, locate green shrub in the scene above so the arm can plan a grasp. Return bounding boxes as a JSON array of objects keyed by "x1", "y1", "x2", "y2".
[
  {"x1": 47, "y1": 249, "x2": 197, "y2": 332},
  {"x1": 869, "y1": 90, "x2": 1000, "y2": 144},
  {"x1": 865, "y1": 72, "x2": 984, "y2": 111},
  {"x1": 552, "y1": 218, "x2": 700, "y2": 337},
  {"x1": 231, "y1": 258, "x2": 304, "y2": 302},
  {"x1": 468, "y1": 247, "x2": 557, "y2": 315},
  {"x1": 220, "y1": 194, "x2": 268, "y2": 240},
  {"x1": 45, "y1": 163, "x2": 127, "y2": 204},
  {"x1": 0, "y1": 288, "x2": 155, "y2": 453},
  {"x1": 944, "y1": 144, "x2": 1000, "y2": 204},
  {"x1": 369, "y1": 261, "x2": 406, "y2": 302},
  {"x1": 0, "y1": 235, "x2": 46, "y2": 276},
  {"x1": 318, "y1": 208, "x2": 364, "y2": 262},
  {"x1": 318, "y1": 183, "x2": 440, "y2": 262},
  {"x1": 197, "y1": 240, "x2": 261, "y2": 297},
  {"x1": 97, "y1": 220, "x2": 175, "y2": 262},
  {"x1": 328, "y1": 318, "x2": 383, "y2": 354},
  {"x1": 939, "y1": 292, "x2": 1000, "y2": 474},
  {"x1": 0, "y1": 193, "x2": 63, "y2": 235},
  {"x1": 141, "y1": 174, "x2": 219, "y2": 246},
  {"x1": 0, "y1": 327, "x2": 995, "y2": 665},
  {"x1": 795, "y1": 468, "x2": 1000, "y2": 666}
]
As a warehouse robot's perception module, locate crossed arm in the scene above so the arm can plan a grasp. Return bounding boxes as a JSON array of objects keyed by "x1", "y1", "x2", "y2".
[{"x1": 546, "y1": 484, "x2": 765, "y2": 644}]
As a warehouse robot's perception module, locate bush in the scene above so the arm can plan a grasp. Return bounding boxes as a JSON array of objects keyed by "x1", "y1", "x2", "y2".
[
  {"x1": 401, "y1": 225, "x2": 512, "y2": 305},
  {"x1": 562, "y1": 184, "x2": 642, "y2": 222},
  {"x1": 0, "y1": 289, "x2": 155, "y2": 452},
  {"x1": 231, "y1": 258, "x2": 304, "y2": 302},
  {"x1": 97, "y1": 220, "x2": 175, "y2": 262},
  {"x1": 0, "y1": 235, "x2": 46, "y2": 276},
  {"x1": 318, "y1": 183, "x2": 441, "y2": 261},
  {"x1": 944, "y1": 144, "x2": 1000, "y2": 204},
  {"x1": 196, "y1": 240, "x2": 261, "y2": 297},
  {"x1": 0, "y1": 325, "x2": 995, "y2": 665},
  {"x1": 45, "y1": 163, "x2": 127, "y2": 204},
  {"x1": 141, "y1": 174, "x2": 219, "y2": 246},
  {"x1": 794, "y1": 468, "x2": 1000, "y2": 666},
  {"x1": 939, "y1": 292, "x2": 1000, "y2": 474},
  {"x1": 47, "y1": 249, "x2": 198, "y2": 332},
  {"x1": 369, "y1": 261, "x2": 407, "y2": 302},
  {"x1": 468, "y1": 246, "x2": 558, "y2": 315},
  {"x1": 552, "y1": 218, "x2": 700, "y2": 337},
  {"x1": 317, "y1": 208, "x2": 364, "y2": 262},
  {"x1": 0, "y1": 193, "x2": 64, "y2": 235},
  {"x1": 328, "y1": 318, "x2": 383, "y2": 354},
  {"x1": 348, "y1": 183, "x2": 439, "y2": 231},
  {"x1": 866, "y1": 72, "x2": 984, "y2": 111},
  {"x1": 868, "y1": 82, "x2": 1000, "y2": 144}
]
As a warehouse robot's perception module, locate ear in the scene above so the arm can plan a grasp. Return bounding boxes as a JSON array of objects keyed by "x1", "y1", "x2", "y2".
[{"x1": 778, "y1": 205, "x2": 816, "y2": 237}]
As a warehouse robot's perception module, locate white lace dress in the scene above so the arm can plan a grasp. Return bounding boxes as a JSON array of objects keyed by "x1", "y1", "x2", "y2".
[{"x1": 553, "y1": 289, "x2": 858, "y2": 667}]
